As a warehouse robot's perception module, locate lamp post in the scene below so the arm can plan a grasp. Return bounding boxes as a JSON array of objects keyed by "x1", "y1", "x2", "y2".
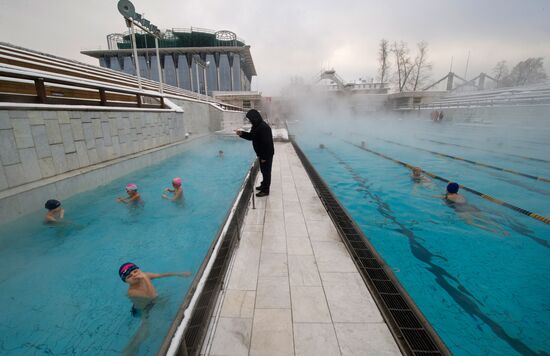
[
  {"x1": 203, "y1": 61, "x2": 210, "y2": 96},
  {"x1": 154, "y1": 37, "x2": 163, "y2": 94},
  {"x1": 195, "y1": 61, "x2": 200, "y2": 94},
  {"x1": 195, "y1": 56, "x2": 210, "y2": 95},
  {"x1": 118, "y1": 0, "x2": 163, "y2": 93},
  {"x1": 127, "y1": 19, "x2": 142, "y2": 90}
]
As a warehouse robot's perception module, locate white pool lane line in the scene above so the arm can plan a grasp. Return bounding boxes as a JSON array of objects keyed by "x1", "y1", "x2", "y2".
[{"x1": 200, "y1": 142, "x2": 401, "y2": 356}]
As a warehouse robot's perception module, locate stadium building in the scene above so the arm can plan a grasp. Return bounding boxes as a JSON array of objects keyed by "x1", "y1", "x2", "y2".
[{"x1": 82, "y1": 27, "x2": 257, "y2": 97}]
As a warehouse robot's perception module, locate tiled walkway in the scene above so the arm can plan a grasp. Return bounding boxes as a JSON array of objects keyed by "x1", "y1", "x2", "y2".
[{"x1": 202, "y1": 142, "x2": 400, "y2": 356}]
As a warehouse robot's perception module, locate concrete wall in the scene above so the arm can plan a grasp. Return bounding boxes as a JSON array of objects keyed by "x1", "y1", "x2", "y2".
[
  {"x1": 0, "y1": 134, "x2": 208, "y2": 224},
  {"x1": 0, "y1": 109, "x2": 185, "y2": 193},
  {"x1": 0, "y1": 99, "x2": 244, "y2": 223},
  {"x1": 169, "y1": 97, "x2": 245, "y2": 132},
  {"x1": 407, "y1": 104, "x2": 550, "y2": 127}
]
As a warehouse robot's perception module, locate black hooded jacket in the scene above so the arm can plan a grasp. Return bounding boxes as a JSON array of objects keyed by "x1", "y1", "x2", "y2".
[{"x1": 239, "y1": 109, "x2": 274, "y2": 159}]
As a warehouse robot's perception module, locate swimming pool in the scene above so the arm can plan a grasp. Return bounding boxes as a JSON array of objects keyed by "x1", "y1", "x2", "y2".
[
  {"x1": 0, "y1": 135, "x2": 254, "y2": 355},
  {"x1": 291, "y1": 117, "x2": 550, "y2": 355}
]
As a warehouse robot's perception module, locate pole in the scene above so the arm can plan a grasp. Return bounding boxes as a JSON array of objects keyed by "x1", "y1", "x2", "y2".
[
  {"x1": 464, "y1": 50, "x2": 470, "y2": 80},
  {"x1": 195, "y1": 61, "x2": 200, "y2": 94},
  {"x1": 203, "y1": 66, "x2": 208, "y2": 96},
  {"x1": 129, "y1": 20, "x2": 142, "y2": 90},
  {"x1": 251, "y1": 162, "x2": 256, "y2": 210},
  {"x1": 154, "y1": 37, "x2": 163, "y2": 94},
  {"x1": 189, "y1": 65, "x2": 194, "y2": 92}
]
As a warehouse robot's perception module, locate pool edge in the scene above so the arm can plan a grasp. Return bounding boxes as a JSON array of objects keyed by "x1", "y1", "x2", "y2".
[
  {"x1": 290, "y1": 136, "x2": 451, "y2": 356},
  {"x1": 158, "y1": 159, "x2": 259, "y2": 356}
]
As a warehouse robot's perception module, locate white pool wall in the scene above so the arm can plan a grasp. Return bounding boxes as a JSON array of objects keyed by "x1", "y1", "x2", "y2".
[{"x1": 0, "y1": 99, "x2": 244, "y2": 224}]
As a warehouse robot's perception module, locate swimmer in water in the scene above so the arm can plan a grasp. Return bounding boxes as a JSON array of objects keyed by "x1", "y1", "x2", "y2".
[
  {"x1": 218, "y1": 150, "x2": 224, "y2": 158},
  {"x1": 44, "y1": 199, "x2": 64, "y2": 223},
  {"x1": 443, "y1": 182, "x2": 508, "y2": 236},
  {"x1": 117, "y1": 183, "x2": 142, "y2": 204},
  {"x1": 118, "y1": 262, "x2": 192, "y2": 314},
  {"x1": 410, "y1": 166, "x2": 432, "y2": 192},
  {"x1": 162, "y1": 177, "x2": 183, "y2": 201},
  {"x1": 411, "y1": 166, "x2": 432, "y2": 184},
  {"x1": 119, "y1": 262, "x2": 191, "y2": 355},
  {"x1": 319, "y1": 144, "x2": 325, "y2": 149},
  {"x1": 444, "y1": 182, "x2": 466, "y2": 204}
]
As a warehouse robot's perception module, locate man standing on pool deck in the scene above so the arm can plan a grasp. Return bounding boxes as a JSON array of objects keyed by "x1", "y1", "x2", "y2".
[{"x1": 235, "y1": 109, "x2": 274, "y2": 197}]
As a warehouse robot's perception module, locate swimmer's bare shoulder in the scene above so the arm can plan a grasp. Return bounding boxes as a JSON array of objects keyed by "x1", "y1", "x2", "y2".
[{"x1": 447, "y1": 194, "x2": 466, "y2": 204}]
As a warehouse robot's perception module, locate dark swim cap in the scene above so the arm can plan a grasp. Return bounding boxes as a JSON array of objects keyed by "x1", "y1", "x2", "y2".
[
  {"x1": 447, "y1": 182, "x2": 460, "y2": 194},
  {"x1": 45, "y1": 199, "x2": 61, "y2": 210},
  {"x1": 119, "y1": 262, "x2": 139, "y2": 282},
  {"x1": 245, "y1": 109, "x2": 263, "y2": 126}
]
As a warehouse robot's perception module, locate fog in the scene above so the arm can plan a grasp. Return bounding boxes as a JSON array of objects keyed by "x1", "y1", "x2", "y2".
[
  {"x1": 1, "y1": 0, "x2": 549, "y2": 95},
  {"x1": 278, "y1": 86, "x2": 550, "y2": 160}
]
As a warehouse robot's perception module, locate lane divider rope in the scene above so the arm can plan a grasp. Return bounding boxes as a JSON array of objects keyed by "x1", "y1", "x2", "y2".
[
  {"x1": 344, "y1": 140, "x2": 550, "y2": 225},
  {"x1": 420, "y1": 138, "x2": 550, "y2": 164},
  {"x1": 377, "y1": 138, "x2": 550, "y2": 182}
]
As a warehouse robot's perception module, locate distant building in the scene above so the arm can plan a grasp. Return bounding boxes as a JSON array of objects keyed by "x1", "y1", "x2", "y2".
[
  {"x1": 82, "y1": 27, "x2": 257, "y2": 96},
  {"x1": 316, "y1": 70, "x2": 389, "y2": 94},
  {"x1": 212, "y1": 91, "x2": 263, "y2": 111}
]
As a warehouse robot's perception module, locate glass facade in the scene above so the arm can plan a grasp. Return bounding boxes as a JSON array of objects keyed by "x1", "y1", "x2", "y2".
[
  {"x1": 100, "y1": 51, "x2": 252, "y2": 95},
  {"x1": 232, "y1": 54, "x2": 242, "y2": 91},
  {"x1": 219, "y1": 54, "x2": 231, "y2": 91}
]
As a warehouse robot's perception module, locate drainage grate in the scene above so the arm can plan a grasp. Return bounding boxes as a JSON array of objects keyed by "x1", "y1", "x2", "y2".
[
  {"x1": 291, "y1": 139, "x2": 450, "y2": 356},
  {"x1": 158, "y1": 161, "x2": 259, "y2": 356}
]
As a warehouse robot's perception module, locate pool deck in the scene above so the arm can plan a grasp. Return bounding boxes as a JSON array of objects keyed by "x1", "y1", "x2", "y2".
[{"x1": 201, "y1": 142, "x2": 401, "y2": 356}]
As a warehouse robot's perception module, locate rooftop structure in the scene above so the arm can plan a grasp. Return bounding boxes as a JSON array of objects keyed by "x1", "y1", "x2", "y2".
[{"x1": 82, "y1": 27, "x2": 257, "y2": 96}]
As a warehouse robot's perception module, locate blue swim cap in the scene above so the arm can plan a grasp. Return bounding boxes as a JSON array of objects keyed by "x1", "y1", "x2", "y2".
[
  {"x1": 447, "y1": 182, "x2": 459, "y2": 194},
  {"x1": 119, "y1": 262, "x2": 139, "y2": 282}
]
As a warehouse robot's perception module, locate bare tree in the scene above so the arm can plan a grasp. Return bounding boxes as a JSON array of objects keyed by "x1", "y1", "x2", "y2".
[
  {"x1": 504, "y1": 57, "x2": 547, "y2": 86},
  {"x1": 492, "y1": 60, "x2": 509, "y2": 87},
  {"x1": 377, "y1": 39, "x2": 390, "y2": 84},
  {"x1": 391, "y1": 41, "x2": 415, "y2": 92},
  {"x1": 411, "y1": 41, "x2": 432, "y2": 91}
]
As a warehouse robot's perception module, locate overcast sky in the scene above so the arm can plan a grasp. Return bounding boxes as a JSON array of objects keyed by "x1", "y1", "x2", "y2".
[{"x1": 1, "y1": 0, "x2": 549, "y2": 95}]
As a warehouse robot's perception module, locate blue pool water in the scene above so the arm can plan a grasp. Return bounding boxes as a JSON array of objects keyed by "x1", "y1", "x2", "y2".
[
  {"x1": 292, "y1": 118, "x2": 550, "y2": 355},
  {"x1": 0, "y1": 136, "x2": 253, "y2": 355}
]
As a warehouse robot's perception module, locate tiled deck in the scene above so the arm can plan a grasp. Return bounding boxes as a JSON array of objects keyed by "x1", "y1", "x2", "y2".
[{"x1": 202, "y1": 142, "x2": 400, "y2": 356}]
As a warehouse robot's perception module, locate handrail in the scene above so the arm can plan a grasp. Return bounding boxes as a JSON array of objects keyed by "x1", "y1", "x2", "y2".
[
  {"x1": 0, "y1": 69, "x2": 165, "y2": 109},
  {"x1": 419, "y1": 96, "x2": 550, "y2": 109},
  {"x1": 0, "y1": 43, "x2": 244, "y2": 111}
]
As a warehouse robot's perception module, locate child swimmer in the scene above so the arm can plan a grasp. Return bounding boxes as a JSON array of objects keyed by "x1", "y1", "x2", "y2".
[
  {"x1": 117, "y1": 183, "x2": 142, "y2": 204},
  {"x1": 162, "y1": 177, "x2": 183, "y2": 201},
  {"x1": 44, "y1": 199, "x2": 64, "y2": 223},
  {"x1": 118, "y1": 262, "x2": 191, "y2": 315}
]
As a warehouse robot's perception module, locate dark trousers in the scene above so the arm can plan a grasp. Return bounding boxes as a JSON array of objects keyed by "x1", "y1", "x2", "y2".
[{"x1": 259, "y1": 156, "x2": 273, "y2": 193}]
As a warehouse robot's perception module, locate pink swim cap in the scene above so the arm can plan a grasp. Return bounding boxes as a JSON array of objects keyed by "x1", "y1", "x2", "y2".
[
  {"x1": 126, "y1": 183, "x2": 138, "y2": 191},
  {"x1": 172, "y1": 177, "x2": 182, "y2": 186}
]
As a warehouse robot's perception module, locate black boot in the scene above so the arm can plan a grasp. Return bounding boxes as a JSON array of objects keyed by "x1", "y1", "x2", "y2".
[{"x1": 256, "y1": 191, "x2": 269, "y2": 197}]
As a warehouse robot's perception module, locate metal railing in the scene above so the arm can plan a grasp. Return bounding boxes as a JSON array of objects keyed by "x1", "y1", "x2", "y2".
[
  {"x1": 1, "y1": 43, "x2": 244, "y2": 111},
  {"x1": 159, "y1": 160, "x2": 259, "y2": 356},
  {"x1": 0, "y1": 69, "x2": 166, "y2": 109},
  {"x1": 420, "y1": 85, "x2": 550, "y2": 109}
]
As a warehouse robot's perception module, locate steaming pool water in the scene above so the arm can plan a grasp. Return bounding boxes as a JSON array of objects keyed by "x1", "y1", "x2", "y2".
[
  {"x1": 0, "y1": 136, "x2": 254, "y2": 355},
  {"x1": 291, "y1": 118, "x2": 549, "y2": 355}
]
